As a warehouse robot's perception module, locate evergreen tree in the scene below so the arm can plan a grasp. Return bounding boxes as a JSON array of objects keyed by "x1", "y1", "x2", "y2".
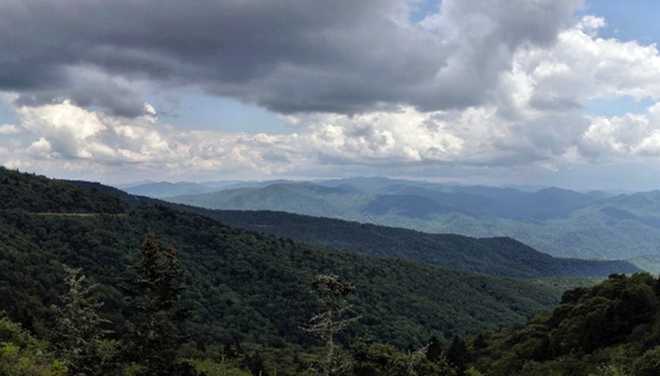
[
  {"x1": 446, "y1": 336, "x2": 468, "y2": 376},
  {"x1": 426, "y1": 336, "x2": 444, "y2": 363},
  {"x1": 124, "y1": 233, "x2": 193, "y2": 376},
  {"x1": 50, "y1": 265, "x2": 119, "y2": 375}
]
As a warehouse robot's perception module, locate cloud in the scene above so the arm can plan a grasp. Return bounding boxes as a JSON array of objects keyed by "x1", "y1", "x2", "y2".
[
  {"x1": 579, "y1": 103, "x2": 660, "y2": 158},
  {"x1": 292, "y1": 14, "x2": 660, "y2": 171},
  {"x1": 8, "y1": 6, "x2": 660, "y2": 186},
  {"x1": 3, "y1": 95, "x2": 660, "y2": 185},
  {"x1": 15, "y1": 100, "x2": 180, "y2": 164},
  {"x1": 511, "y1": 16, "x2": 660, "y2": 112},
  {"x1": 0, "y1": 99, "x2": 582, "y2": 178},
  {"x1": 0, "y1": 0, "x2": 582, "y2": 116},
  {"x1": 0, "y1": 124, "x2": 19, "y2": 135},
  {"x1": 7, "y1": 100, "x2": 302, "y2": 176},
  {"x1": 27, "y1": 137, "x2": 53, "y2": 157},
  {"x1": 301, "y1": 109, "x2": 465, "y2": 165}
]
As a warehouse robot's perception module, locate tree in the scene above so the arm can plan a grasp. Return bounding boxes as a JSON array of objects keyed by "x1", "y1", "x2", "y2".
[
  {"x1": 304, "y1": 274, "x2": 359, "y2": 376},
  {"x1": 446, "y1": 336, "x2": 468, "y2": 376},
  {"x1": 124, "y1": 233, "x2": 194, "y2": 376},
  {"x1": 50, "y1": 265, "x2": 118, "y2": 375},
  {"x1": 426, "y1": 336, "x2": 444, "y2": 363},
  {"x1": 400, "y1": 344, "x2": 445, "y2": 376}
]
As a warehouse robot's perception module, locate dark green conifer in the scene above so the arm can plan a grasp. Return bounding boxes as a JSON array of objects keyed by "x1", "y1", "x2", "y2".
[
  {"x1": 446, "y1": 336, "x2": 468, "y2": 375},
  {"x1": 125, "y1": 233, "x2": 192, "y2": 376},
  {"x1": 426, "y1": 336, "x2": 444, "y2": 362}
]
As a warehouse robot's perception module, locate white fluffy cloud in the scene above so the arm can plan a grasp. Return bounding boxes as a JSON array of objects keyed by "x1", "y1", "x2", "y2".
[
  {"x1": 5, "y1": 100, "x2": 304, "y2": 177},
  {"x1": 580, "y1": 103, "x2": 660, "y2": 158},
  {"x1": 501, "y1": 15, "x2": 660, "y2": 166},
  {"x1": 514, "y1": 16, "x2": 660, "y2": 111}
]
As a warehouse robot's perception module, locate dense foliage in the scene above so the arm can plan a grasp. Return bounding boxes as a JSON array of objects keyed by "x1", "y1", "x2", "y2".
[
  {"x1": 0, "y1": 168, "x2": 128, "y2": 214},
  {"x1": 0, "y1": 314, "x2": 67, "y2": 376},
  {"x1": 4, "y1": 169, "x2": 660, "y2": 374},
  {"x1": 0, "y1": 168, "x2": 562, "y2": 349},
  {"x1": 1, "y1": 207, "x2": 562, "y2": 349},
  {"x1": 467, "y1": 273, "x2": 660, "y2": 375},
  {"x1": 205, "y1": 210, "x2": 637, "y2": 277}
]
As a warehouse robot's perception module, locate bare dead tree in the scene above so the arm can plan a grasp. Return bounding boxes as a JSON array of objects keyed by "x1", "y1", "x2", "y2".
[{"x1": 304, "y1": 274, "x2": 360, "y2": 376}]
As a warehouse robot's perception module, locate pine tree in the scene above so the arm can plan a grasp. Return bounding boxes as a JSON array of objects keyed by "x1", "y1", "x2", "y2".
[
  {"x1": 446, "y1": 336, "x2": 468, "y2": 376},
  {"x1": 426, "y1": 336, "x2": 444, "y2": 362},
  {"x1": 50, "y1": 265, "x2": 119, "y2": 375},
  {"x1": 124, "y1": 233, "x2": 193, "y2": 376}
]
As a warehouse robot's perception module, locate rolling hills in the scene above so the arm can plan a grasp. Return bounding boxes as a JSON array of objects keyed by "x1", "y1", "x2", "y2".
[
  {"x1": 0, "y1": 167, "x2": 568, "y2": 349},
  {"x1": 165, "y1": 178, "x2": 660, "y2": 261},
  {"x1": 122, "y1": 180, "x2": 292, "y2": 198}
]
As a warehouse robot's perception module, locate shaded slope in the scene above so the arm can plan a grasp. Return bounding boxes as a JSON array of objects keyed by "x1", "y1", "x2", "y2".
[{"x1": 206, "y1": 210, "x2": 639, "y2": 278}]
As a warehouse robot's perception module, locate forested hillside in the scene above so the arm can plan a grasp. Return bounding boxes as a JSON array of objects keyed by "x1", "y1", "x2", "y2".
[
  {"x1": 0, "y1": 169, "x2": 563, "y2": 359},
  {"x1": 0, "y1": 170, "x2": 130, "y2": 213},
  {"x1": 466, "y1": 273, "x2": 660, "y2": 375},
  {"x1": 205, "y1": 210, "x2": 637, "y2": 278},
  {"x1": 4, "y1": 168, "x2": 660, "y2": 375},
  {"x1": 165, "y1": 178, "x2": 660, "y2": 261}
]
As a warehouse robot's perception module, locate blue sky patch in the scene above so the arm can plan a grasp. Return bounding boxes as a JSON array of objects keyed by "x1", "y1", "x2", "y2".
[{"x1": 584, "y1": 96, "x2": 656, "y2": 118}]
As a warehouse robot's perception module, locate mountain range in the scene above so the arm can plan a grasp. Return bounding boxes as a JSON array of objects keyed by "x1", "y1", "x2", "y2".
[
  {"x1": 159, "y1": 177, "x2": 660, "y2": 264},
  {"x1": 122, "y1": 180, "x2": 292, "y2": 198}
]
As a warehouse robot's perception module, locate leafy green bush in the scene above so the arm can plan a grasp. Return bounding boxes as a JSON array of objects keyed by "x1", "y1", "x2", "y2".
[
  {"x1": 633, "y1": 347, "x2": 660, "y2": 376},
  {"x1": 0, "y1": 314, "x2": 67, "y2": 376}
]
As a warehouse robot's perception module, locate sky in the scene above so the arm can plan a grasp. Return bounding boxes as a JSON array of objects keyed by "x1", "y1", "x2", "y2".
[{"x1": 3, "y1": 0, "x2": 660, "y2": 190}]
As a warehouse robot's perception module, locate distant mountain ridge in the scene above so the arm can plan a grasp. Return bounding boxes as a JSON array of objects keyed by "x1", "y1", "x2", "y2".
[
  {"x1": 122, "y1": 179, "x2": 298, "y2": 198},
  {"x1": 205, "y1": 209, "x2": 639, "y2": 278},
  {"x1": 165, "y1": 177, "x2": 660, "y2": 261},
  {"x1": 168, "y1": 178, "x2": 604, "y2": 221},
  {"x1": 122, "y1": 181, "x2": 218, "y2": 198}
]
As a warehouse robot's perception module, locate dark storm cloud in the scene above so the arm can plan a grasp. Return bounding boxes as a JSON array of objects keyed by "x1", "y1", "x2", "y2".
[{"x1": 0, "y1": 0, "x2": 581, "y2": 116}]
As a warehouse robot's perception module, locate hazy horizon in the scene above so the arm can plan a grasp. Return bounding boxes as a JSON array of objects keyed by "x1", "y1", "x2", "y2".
[{"x1": 22, "y1": 170, "x2": 639, "y2": 195}]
